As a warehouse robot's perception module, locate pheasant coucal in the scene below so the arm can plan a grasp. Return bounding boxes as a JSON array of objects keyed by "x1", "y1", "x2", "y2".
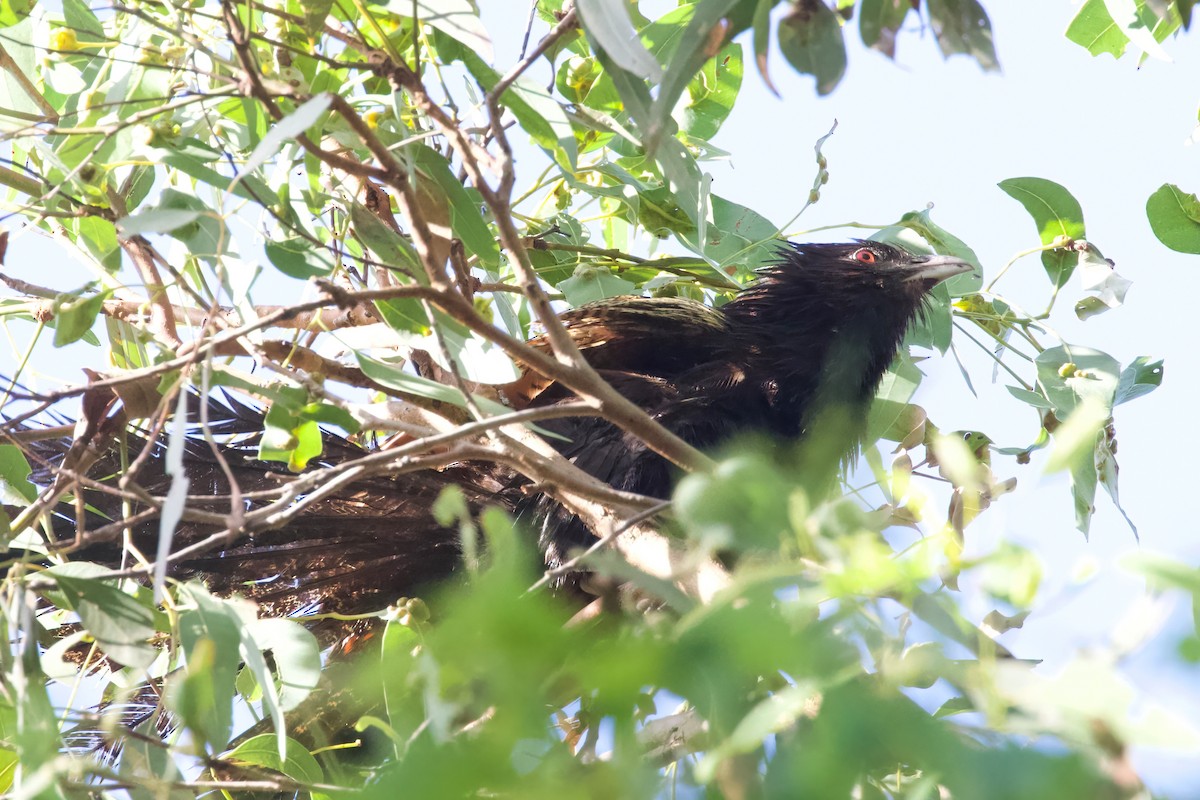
[
  {"x1": 514, "y1": 241, "x2": 972, "y2": 569},
  {"x1": 18, "y1": 240, "x2": 971, "y2": 627}
]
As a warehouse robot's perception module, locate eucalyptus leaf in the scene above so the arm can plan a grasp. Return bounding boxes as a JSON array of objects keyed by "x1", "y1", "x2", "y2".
[
  {"x1": 776, "y1": 1, "x2": 847, "y2": 96},
  {"x1": 394, "y1": 0, "x2": 493, "y2": 61},
  {"x1": 1066, "y1": 0, "x2": 1133, "y2": 57},
  {"x1": 576, "y1": 0, "x2": 662, "y2": 81},
  {"x1": 926, "y1": 0, "x2": 1000, "y2": 71},
  {"x1": 224, "y1": 734, "x2": 324, "y2": 785},
  {"x1": 1146, "y1": 183, "x2": 1200, "y2": 254},
  {"x1": 240, "y1": 94, "x2": 332, "y2": 178},
  {"x1": 998, "y1": 177, "x2": 1086, "y2": 286},
  {"x1": 44, "y1": 569, "x2": 158, "y2": 669}
]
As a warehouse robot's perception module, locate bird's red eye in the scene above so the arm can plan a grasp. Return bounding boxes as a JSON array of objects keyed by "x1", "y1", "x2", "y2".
[{"x1": 854, "y1": 248, "x2": 877, "y2": 265}]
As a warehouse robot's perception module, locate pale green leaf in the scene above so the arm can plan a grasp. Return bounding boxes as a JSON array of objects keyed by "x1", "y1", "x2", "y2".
[{"x1": 1146, "y1": 183, "x2": 1200, "y2": 254}]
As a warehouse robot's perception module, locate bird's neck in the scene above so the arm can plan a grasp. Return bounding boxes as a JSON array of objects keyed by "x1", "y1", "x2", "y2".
[{"x1": 722, "y1": 277, "x2": 917, "y2": 439}]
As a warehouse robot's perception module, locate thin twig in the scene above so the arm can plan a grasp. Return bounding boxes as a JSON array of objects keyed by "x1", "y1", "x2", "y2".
[
  {"x1": 489, "y1": 5, "x2": 577, "y2": 103},
  {"x1": 529, "y1": 499, "x2": 673, "y2": 592}
]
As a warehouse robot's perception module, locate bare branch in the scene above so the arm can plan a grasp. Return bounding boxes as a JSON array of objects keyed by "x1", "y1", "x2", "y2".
[
  {"x1": 119, "y1": 235, "x2": 182, "y2": 350},
  {"x1": 488, "y1": 5, "x2": 578, "y2": 104}
]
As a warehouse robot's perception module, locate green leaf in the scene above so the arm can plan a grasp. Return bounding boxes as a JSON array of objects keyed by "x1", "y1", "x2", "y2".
[
  {"x1": 979, "y1": 543, "x2": 1042, "y2": 608},
  {"x1": 998, "y1": 177, "x2": 1086, "y2": 286},
  {"x1": 0, "y1": 444, "x2": 36, "y2": 506},
  {"x1": 866, "y1": 355, "x2": 923, "y2": 443},
  {"x1": 0, "y1": 0, "x2": 35, "y2": 28},
  {"x1": 380, "y1": 618, "x2": 420, "y2": 737},
  {"x1": 175, "y1": 585, "x2": 292, "y2": 757},
  {"x1": 44, "y1": 568, "x2": 158, "y2": 668},
  {"x1": 264, "y1": 237, "x2": 335, "y2": 279},
  {"x1": 1035, "y1": 344, "x2": 1120, "y2": 416},
  {"x1": 1095, "y1": 0, "x2": 1174, "y2": 60},
  {"x1": 412, "y1": 144, "x2": 500, "y2": 268},
  {"x1": 891, "y1": 207, "x2": 985, "y2": 295},
  {"x1": 508, "y1": 77, "x2": 579, "y2": 171},
  {"x1": 1095, "y1": 422, "x2": 1137, "y2": 539},
  {"x1": 124, "y1": 189, "x2": 227, "y2": 262},
  {"x1": 244, "y1": 619, "x2": 320, "y2": 711},
  {"x1": 683, "y1": 42, "x2": 743, "y2": 140},
  {"x1": 52, "y1": 288, "x2": 110, "y2": 348},
  {"x1": 557, "y1": 265, "x2": 637, "y2": 306},
  {"x1": 696, "y1": 681, "x2": 821, "y2": 781},
  {"x1": 300, "y1": 0, "x2": 335, "y2": 40},
  {"x1": 240, "y1": 93, "x2": 332, "y2": 177},
  {"x1": 776, "y1": 2, "x2": 847, "y2": 97},
  {"x1": 0, "y1": 747, "x2": 16, "y2": 793},
  {"x1": 0, "y1": 18, "x2": 36, "y2": 126},
  {"x1": 400, "y1": 0, "x2": 494, "y2": 61},
  {"x1": 925, "y1": 0, "x2": 1000, "y2": 71},
  {"x1": 76, "y1": 216, "x2": 120, "y2": 272},
  {"x1": 116, "y1": 209, "x2": 202, "y2": 236},
  {"x1": 1123, "y1": 552, "x2": 1200, "y2": 595},
  {"x1": 594, "y1": 46, "x2": 654, "y2": 140},
  {"x1": 118, "y1": 720, "x2": 189, "y2": 800},
  {"x1": 631, "y1": 184, "x2": 695, "y2": 238},
  {"x1": 1146, "y1": 183, "x2": 1200, "y2": 253},
  {"x1": 751, "y1": 0, "x2": 775, "y2": 92},
  {"x1": 355, "y1": 353, "x2": 511, "y2": 417},
  {"x1": 1181, "y1": 0, "x2": 1195, "y2": 29},
  {"x1": 859, "y1": 0, "x2": 912, "y2": 57},
  {"x1": 1044, "y1": 397, "x2": 1109, "y2": 536},
  {"x1": 259, "y1": 397, "x2": 325, "y2": 472},
  {"x1": 10, "y1": 635, "x2": 61, "y2": 785},
  {"x1": 225, "y1": 734, "x2": 323, "y2": 785},
  {"x1": 298, "y1": 401, "x2": 362, "y2": 434},
  {"x1": 644, "y1": 1, "x2": 739, "y2": 148},
  {"x1": 1066, "y1": 0, "x2": 1132, "y2": 57},
  {"x1": 348, "y1": 200, "x2": 424, "y2": 279},
  {"x1": 576, "y1": 0, "x2": 662, "y2": 80},
  {"x1": 933, "y1": 696, "x2": 974, "y2": 719},
  {"x1": 160, "y1": 150, "x2": 278, "y2": 206},
  {"x1": 62, "y1": 0, "x2": 103, "y2": 41},
  {"x1": 1006, "y1": 385, "x2": 1054, "y2": 410},
  {"x1": 705, "y1": 194, "x2": 780, "y2": 274},
  {"x1": 374, "y1": 295, "x2": 431, "y2": 334},
  {"x1": 1114, "y1": 356, "x2": 1163, "y2": 405},
  {"x1": 675, "y1": 451, "x2": 794, "y2": 552},
  {"x1": 171, "y1": 629, "x2": 236, "y2": 752}
]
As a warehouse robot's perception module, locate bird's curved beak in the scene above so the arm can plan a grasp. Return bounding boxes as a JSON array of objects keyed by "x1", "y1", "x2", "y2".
[{"x1": 903, "y1": 254, "x2": 974, "y2": 283}]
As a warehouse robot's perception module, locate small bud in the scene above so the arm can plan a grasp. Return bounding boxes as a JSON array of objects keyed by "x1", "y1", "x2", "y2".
[{"x1": 50, "y1": 29, "x2": 78, "y2": 52}]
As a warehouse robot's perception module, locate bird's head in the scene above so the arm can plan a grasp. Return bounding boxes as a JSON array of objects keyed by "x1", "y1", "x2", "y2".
[
  {"x1": 768, "y1": 240, "x2": 973, "y2": 299},
  {"x1": 729, "y1": 240, "x2": 974, "y2": 331}
]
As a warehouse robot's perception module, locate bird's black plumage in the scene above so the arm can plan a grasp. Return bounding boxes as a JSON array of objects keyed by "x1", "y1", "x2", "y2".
[
  {"x1": 16, "y1": 240, "x2": 970, "y2": 627},
  {"x1": 520, "y1": 241, "x2": 971, "y2": 566}
]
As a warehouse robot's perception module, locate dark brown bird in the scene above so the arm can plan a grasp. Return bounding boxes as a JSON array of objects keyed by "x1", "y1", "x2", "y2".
[
  {"x1": 16, "y1": 240, "x2": 971, "y2": 628},
  {"x1": 516, "y1": 241, "x2": 972, "y2": 567}
]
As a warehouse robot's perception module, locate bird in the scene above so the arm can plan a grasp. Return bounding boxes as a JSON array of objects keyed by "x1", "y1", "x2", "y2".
[
  {"x1": 7, "y1": 239, "x2": 970, "y2": 758},
  {"x1": 509, "y1": 241, "x2": 972, "y2": 569},
  {"x1": 15, "y1": 240, "x2": 970, "y2": 630}
]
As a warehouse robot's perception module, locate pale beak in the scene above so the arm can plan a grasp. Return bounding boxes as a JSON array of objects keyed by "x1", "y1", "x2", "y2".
[{"x1": 902, "y1": 254, "x2": 974, "y2": 284}]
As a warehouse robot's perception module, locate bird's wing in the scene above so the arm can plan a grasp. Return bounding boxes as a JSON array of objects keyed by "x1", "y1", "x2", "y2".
[{"x1": 501, "y1": 296, "x2": 730, "y2": 408}]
